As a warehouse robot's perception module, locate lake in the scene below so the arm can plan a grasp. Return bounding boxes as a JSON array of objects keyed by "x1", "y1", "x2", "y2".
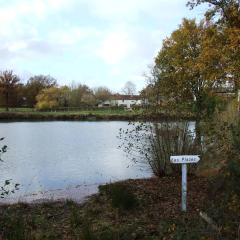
[{"x1": 0, "y1": 121, "x2": 152, "y2": 203}]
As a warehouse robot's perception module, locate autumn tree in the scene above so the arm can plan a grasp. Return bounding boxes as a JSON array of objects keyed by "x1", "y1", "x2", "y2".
[
  {"x1": 94, "y1": 87, "x2": 112, "y2": 103},
  {"x1": 187, "y1": 0, "x2": 240, "y2": 28},
  {"x1": 25, "y1": 75, "x2": 57, "y2": 107},
  {"x1": 153, "y1": 18, "x2": 229, "y2": 146},
  {"x1": 13, "y1": 83, "x2": 26, "y2": 107},
  {"x1": 0, "y1": 70, "x2": 20, "y2": 111},
  {"x1": 69, "y1": 84, "x2": 96, "y2": 107},
  {"x1": 35, "y1": 87, "x2": 68, "y2": 110},
  {"x1": 122, "y1": 81, "x2": 137, "y2": 95},
  {"x1": 57, "y1": 86, "x2": 70, "y2": 107},
  {"x1": 188, "y1": 0, "x2": 240, "y2": 90},
  {"x1": 154, "y1": 19, "x2": 225, "y2": 120}
]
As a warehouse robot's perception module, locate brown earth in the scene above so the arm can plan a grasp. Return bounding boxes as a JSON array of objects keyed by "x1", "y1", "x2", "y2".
[{"x1": 0, "y1": 176, "x2": 216, "y2": 240}]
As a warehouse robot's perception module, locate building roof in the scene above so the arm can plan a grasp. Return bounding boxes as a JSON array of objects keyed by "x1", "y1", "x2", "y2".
[{"x1": 111, "y1": 94, "x2": 141, "y2": 100}]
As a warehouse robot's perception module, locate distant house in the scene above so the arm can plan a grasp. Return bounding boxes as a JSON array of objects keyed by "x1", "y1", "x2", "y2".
[{"x1": 98, "y1": 94, "x2": 144, "y2": 109}]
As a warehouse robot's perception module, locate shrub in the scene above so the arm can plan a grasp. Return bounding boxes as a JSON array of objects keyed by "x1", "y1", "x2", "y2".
[
  {"x1": 118, "y1": 121, "x2": 200, "y2": 177},
  {"x1": 81, "y1": 224, "x2": 98, "y2": 240},
  {"x1": 200, "y1": 99, "x2": 239, "y2": 175},
  {"x1": 1, "y1": 214, "x2": 26, "y2": 240},
  {"x1": 99, "y1": 183, "x2": 138, "y2": 211},
  {"x1": 227, "y1": 120, "x2": 240, "y2": 195},
  {"x1": 200, "y1": 100, "x2": 240, "y2": 239}
]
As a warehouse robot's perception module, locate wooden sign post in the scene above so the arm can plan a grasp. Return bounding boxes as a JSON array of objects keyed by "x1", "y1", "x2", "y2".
[{"x1": 170, "y1": 155, "x2": 200, "y2": 212}]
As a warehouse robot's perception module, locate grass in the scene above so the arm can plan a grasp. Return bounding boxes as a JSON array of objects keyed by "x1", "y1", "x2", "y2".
[
  {"x1": 0, "y1": 107, "x2": 145, "y2": 121},
  {"x1": 0, "y1": 107, "x2": 140, "y2": 115},
  {"x1": 0, "y1": 107, "x2": 196, "y2": 122},
  {"x1": 0, "y1": 107, "x2": 147, "y2": 122}
]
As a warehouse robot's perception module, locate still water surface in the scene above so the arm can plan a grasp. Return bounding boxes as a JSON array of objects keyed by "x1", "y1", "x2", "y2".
[{"x1": 0, "y1": 121, "x2": 151, "y2": 203}]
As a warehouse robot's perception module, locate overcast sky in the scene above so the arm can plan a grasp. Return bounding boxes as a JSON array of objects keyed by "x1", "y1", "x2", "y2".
[{"x1": 0, "y1": 0, "x2": 207, "y2": 92}]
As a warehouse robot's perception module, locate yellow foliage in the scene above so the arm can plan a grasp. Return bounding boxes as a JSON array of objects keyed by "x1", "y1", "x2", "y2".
[{"x1": 35, "y1": 87, "x2": 66, "y2": 110}]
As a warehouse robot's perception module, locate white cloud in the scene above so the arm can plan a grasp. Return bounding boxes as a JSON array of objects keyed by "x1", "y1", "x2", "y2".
[
  {"x1": 96, "y1": 24, "x2": 163, "y2": 71},
  {"x1": 48, "y1": 27, "x2": 100, "y2": 46},
  {"x1": 0, "y1": 0, "x2": 76, "y2": 38},
  {"x1": 8, "y1": 41, "x2": 28, "y2": 52},
  {"x1": 0, "y1": 0, "x2": 81, "y2": 60},
  {"x1": 97, "y1": 29, "x2": 136, "y2": 65},
  {"x1": 0, "y1": 0, "x2": 207, "y2": 91}
]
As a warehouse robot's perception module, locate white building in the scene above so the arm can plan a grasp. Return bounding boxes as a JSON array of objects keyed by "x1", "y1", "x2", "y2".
[{"x1": 98, "y1": 94, "x2": 143, "y2": 109}]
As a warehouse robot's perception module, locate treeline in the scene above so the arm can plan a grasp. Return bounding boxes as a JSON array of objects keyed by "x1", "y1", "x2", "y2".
[
  {"x1": 0, "y1": 71, "x2": 112, "y2": 111},
  {"x1": 144, "y1": 0, "x2": 240, "y2": 120}
]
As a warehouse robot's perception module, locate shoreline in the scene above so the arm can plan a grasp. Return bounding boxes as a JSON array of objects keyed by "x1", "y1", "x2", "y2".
[
  {"x1": 0, "y1": 183, "x2": 100, "y2": 206},
  {"x1": 0, "y1": 112, "x2": 195, "y2": 122}
]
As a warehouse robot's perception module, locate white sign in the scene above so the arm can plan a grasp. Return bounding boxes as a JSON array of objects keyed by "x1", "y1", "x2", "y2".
[
  {"x1": 170, "y1": 155, "x2": 200, "y2": 212},
  {"x1": 170, "y1": 155, "x2": 200, "y2": 164}
]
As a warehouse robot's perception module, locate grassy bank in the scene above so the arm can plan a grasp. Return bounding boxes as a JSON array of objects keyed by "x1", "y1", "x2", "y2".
[
  {"x1": 0, "y1": 176, "x2": 219, "y2": 240},
  {"x1": 0, "y1": 108, "x2": 195, "y2": 121}
]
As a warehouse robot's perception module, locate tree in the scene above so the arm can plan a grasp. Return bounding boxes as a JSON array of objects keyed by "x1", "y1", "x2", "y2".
[
  {"x1": 94, "y1": 87, "x2": 112, "y2": 103},
  {"x1": 12, "y1": 83, "x2": 26, "y2": 108},
  {"x1": 154, "y1": 19, "x2": 224, "y2": 120},
  {"x1": 187, "y1": 0, "x2": 240, "y2": 28},
  {"x1": 121, "y1": 81, "x2": 137, "y2": 95},
  {"x1": 57, "y1": 86, "x2": 71, "y2": 108},
  {"x1": 0, "y1": 70, "x2": 20, "y2": 111},
  {"x1": 0, "y1": 83, "x2": 25, "y2": 108},
  {"x1": 25, "y1": 75, "x2": 57, "y2": 107},
  {"x1": 153, "y1": 19, "x2": 228, "y2": 146},
  {"x1": 69, "y1": 84, "x2": 95, "y2": 107},
  {"x1": 188, "y1": 0, "x2": 240, "y2": 91},
  {"x1": 35, "y1": 87, "x2": 66, "y2": 110},
  {"x1": 81, "y1": 93, "x2": 96, "y2": 106},
  {"x1": 141, "y1": 66, "x2": 163, "y2": 107}
]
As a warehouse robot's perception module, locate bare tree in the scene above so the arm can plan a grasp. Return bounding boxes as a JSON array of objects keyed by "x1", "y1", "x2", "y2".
[
  {"x1": 121, "y1": 81, "x2": 136, "y2": 95},
  {"x1": 0, "y1": 70, "x2": 20, "y2": 111}
]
